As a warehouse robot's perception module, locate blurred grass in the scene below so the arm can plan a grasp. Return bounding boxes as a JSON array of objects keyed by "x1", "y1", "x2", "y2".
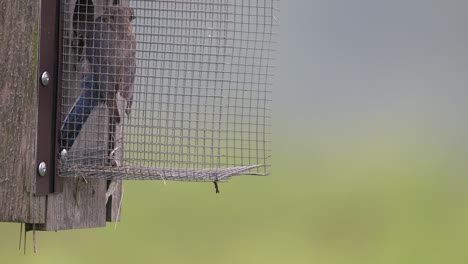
[{"x1": 1, "y1": 123, "x2": 468, "y2": 264}]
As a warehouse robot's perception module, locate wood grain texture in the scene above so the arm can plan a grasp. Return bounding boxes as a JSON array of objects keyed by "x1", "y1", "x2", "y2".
[{"x1": 0, "y1": 0, "x2": 47, "y2": 223}]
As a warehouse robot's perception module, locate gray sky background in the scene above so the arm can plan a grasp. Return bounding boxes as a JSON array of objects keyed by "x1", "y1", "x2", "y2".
[{"x1": 275, "y1": 0, "x2": 468, "y2": 145}]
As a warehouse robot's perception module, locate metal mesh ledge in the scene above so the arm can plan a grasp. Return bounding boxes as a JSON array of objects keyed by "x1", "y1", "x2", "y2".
[{"x1": 59, "y1": 164, "x2": 267, "y2": 181}]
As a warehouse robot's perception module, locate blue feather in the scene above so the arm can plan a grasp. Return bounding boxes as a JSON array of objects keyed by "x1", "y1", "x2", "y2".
[{"x1": 61, "y1": 73, "x2": 101, "y2": 149}]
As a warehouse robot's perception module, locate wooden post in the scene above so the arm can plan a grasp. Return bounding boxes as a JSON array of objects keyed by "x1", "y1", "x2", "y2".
[
  {"x1": 0, "y1": 0, "x2": 47, "y2": 224},
  {"x1": 0, "y1": 0, "x2": 121, "y2": 230}
]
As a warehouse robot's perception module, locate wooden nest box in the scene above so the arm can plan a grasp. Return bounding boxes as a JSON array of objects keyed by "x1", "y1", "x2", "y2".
[{"x1": 0, "y1": 0, "x2": 277, "y2": 231}]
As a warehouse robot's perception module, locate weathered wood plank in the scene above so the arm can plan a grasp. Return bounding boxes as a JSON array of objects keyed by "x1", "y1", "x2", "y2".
[
  {"x1": 0, "y1": 0, "x2": 47, "y2": 223},
  {"x1": 37, "y1": 178, "x2": 107, "y2": 230}
]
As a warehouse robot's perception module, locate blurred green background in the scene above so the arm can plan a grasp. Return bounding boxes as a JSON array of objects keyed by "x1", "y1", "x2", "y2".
[{"x1": 3, "y1": 0, "x2": 468, "y2": 263}]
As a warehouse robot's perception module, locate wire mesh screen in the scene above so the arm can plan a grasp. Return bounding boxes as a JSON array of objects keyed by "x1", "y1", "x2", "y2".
[{"x1": 59, "y1": 0, "x2": 277, "y2": 181}]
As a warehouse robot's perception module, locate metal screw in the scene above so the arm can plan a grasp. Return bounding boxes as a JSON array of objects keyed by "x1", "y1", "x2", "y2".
[
  {"x1": 38, "y1": 162, "x2": 46, "y2": 177},
  {"x1": 41, "y1": 71, "x2": 50, "y2": 86},
  {"x1": 60, "y1": 149, "x2": 68, "y2": 157}
]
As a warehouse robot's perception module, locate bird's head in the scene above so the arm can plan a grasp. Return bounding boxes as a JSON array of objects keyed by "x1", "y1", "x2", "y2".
[{"x1": 103, "y1": 5, "x2": 135, "y2": 30}]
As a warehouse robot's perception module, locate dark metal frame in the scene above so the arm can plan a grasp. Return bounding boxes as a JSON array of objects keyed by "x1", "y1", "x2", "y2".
[{"x1": 36, "y1": 0, "x2": 63, "y2": 195}]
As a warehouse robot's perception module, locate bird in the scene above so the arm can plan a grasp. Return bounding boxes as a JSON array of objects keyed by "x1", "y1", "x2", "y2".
[{"x1": 61, "y1": 5, "x2": 136, "y2": 150}]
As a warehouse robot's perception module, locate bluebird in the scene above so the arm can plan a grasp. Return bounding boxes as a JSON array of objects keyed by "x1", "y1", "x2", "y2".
[{"x1": 61, "y1": 5, "x2": 136, "y2": 150}]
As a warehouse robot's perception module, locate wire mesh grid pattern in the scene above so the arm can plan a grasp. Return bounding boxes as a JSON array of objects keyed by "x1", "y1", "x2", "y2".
[{"x1": 59, "y1": 0, "x2": 277, "y2": 181}]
